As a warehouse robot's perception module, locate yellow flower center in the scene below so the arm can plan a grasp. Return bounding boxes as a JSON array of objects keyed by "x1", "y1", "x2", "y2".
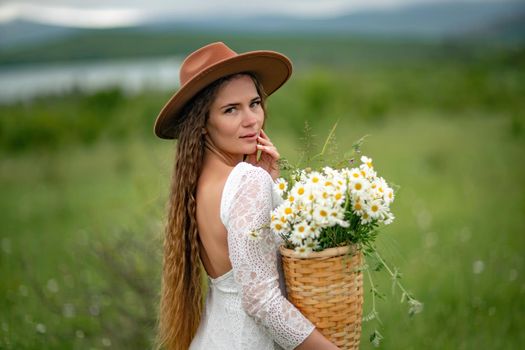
[
  {"x1": 355, "y1": 203, "x2": 362, "y2": 210},
  {"x1": 320, "y1": 210, "x2": 327, "y2": 217},
  {"x1": 312, "y1": 177, "x2": 319, "y2": 183},
  {"x1": 285, "y1": 207, "x2": 292, "y2": 215},
  {"x1": 298, "y1": 226, "x2": 305, "y2": 232},
  {"x1": 325, "y1": 181, "x2": 332, "y2": 187},
  {"x1": 371, "y1": 205, "x2": 378, "y2": 212},
  {"x1": 298, "y1": 187, "x2": 305, "y2": 195},
  {"x1": 275, "y1": 224, "x2": 282, "y2": 230},
  {"x1": 279, "y1": 183, "x2": 285, "y2": 190},
  {"x1": 355, "y1": 183, "x2": 362, "y2": 190},
  {"x1": 335, "y1": 193, "x2": 342, "y2": 200}
]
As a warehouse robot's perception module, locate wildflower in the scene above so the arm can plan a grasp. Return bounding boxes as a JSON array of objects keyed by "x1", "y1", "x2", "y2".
[
  {"x1": 368, "y1": 199, "x2": 386, "y2": 219},
  {"x1": 248, "y1": 229, "x2": 262, "y2": 241},
  {"x1": 294, "y1": 244, "x2": 312, "y2": 257},
  {"x1": 348, "y1": 168, "x2": 362, "y2": 180},
  {"x1": 360, "y1": 211, "x2": 373, "y2": 225},
  {"x1": 274, "y1": 178, "x2": 288, "y2": 196},
  {"x1": 312, "y1": 206, "x2": 331, "y2": 226},
  {"x1": 271, "y1": 219, "x2": 289, "y2": 235},
  {"x1": 349, "y1": 178, "x2": 369, "y2": 194},
  {"x1": 361, "y1": 155, "x2": 373, "y2": 169},
  {"x1": 293, "y1": 221, "x2": 311, "y2": 239},
  {"x1": 383, "y1": 186, "x2": 395, "y2": 204}
]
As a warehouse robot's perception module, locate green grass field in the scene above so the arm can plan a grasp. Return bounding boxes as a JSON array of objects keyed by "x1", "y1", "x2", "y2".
[{"x1": 1, "y1": 38, "x2": 524, "y2": 349}]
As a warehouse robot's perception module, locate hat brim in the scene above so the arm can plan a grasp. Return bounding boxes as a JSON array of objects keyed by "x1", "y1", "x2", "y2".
[{"x1": 154, "y1": 50, "x2": 292, "y2": 139}]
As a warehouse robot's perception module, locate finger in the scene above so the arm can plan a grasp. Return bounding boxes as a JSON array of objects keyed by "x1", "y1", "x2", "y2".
[
  {"x1": 257, "y1": 136, "x2": 273, "y2": 146},
  {"x1": 259, "y1": 129, "x2": 270, "y2": 140},
  {"x1": 257, "y1": 145, "x2": 280, "y2": 160}
]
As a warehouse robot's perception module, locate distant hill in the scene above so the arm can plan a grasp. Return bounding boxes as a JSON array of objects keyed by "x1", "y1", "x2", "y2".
[
  {"x1": 0, "y1": 20, "x2": 80, "y2": 48},
  {"x1": 143, "y1": 0, "x2": 525, "y2": 40},
  {"x1": 0, "y1": 0, "x2": 523, "y2": 64}
]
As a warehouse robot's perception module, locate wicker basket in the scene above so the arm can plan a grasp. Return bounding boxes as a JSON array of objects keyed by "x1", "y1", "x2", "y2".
[{"x1": 279, "y1": 245, "x2": 364, "y2": 349}]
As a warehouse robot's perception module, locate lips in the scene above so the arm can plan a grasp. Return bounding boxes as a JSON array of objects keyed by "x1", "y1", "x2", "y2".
[{"x1": 240, "y1": 132, "x2": 258, "y2": 139}]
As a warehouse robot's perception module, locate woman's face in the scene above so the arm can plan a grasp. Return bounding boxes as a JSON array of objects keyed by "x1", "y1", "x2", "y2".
[{"x1": 205, "y1": 74, "x2": 264, "y2": 158}]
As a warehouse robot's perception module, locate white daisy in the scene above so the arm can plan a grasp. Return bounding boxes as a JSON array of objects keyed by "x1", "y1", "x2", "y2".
[
  {"x1": 274, "y1": 178, "x2": 288, "y2": 196},
  {"x1": 348, "y1": 168, "x2": 362, "y2": 181},
  {"x1": 359, "y1": 164, "x2": 377, "y2": 179},
  {"x1": 247, "y1": 229, "x2": 262, "y2": 241},
  {"x1": 294, "y1": 244, "x2": 313, "y2": 257},
  {"x1": 304, "y1": 237, "x2": 320, "y2": 251},
  {"x1": 360, "y1": 211, "x2": 373, "y2": 225},
  {"x1": 361, "y1": 155, "x2": 374, "y2": 169},
  {"x1": 308, "y1": 171, "x2": 323, "y2": 187},
  {"x1": 270, "y1": 218, "x2": 290, "y2": 235},
  {"x1": 384, "y1": 187, "x2": 395, "y2": 204},
  {"x1": 290, "y1": 231, "x2": 304, "y2": 246},
  {"x1": 351, "y1": 197, "x2": 366, "y2": 216},
  {"x1": 312, "y1": 205, "x2": 331, "y2": 226},
  {"x1": 383, "y1": 212, "x2": 395, "y2": 225},
  {"x1": 367, "y1": 199, "x2": 386, "y2": 219},
  {"x1": 349, "y1": 177, "x2": 369, "y2": 194}
]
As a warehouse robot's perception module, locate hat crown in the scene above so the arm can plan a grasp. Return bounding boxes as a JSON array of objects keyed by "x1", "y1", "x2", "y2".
[{"x1": 180, "y1": 42, "x2": 238, "y2": 86}]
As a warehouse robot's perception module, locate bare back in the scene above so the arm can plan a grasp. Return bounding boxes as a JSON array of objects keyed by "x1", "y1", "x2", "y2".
[{"x1": 196, "y1": 164, "x2": 235, "y2": 279}]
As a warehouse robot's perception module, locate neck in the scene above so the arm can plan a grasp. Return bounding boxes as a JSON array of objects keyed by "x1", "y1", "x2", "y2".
[{"x1": 203, "y1": 135, "x2": 243, "y2": 168}]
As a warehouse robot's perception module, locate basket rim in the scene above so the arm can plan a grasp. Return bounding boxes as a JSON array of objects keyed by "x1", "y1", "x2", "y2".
[{"x1": 279, "y1": 244, "x2": 360, "y2": 259}]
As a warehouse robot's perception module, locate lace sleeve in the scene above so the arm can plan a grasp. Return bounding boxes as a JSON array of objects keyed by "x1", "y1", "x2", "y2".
[{"x1": 223, "y1": 164, "x2": 315, "y2": 349}]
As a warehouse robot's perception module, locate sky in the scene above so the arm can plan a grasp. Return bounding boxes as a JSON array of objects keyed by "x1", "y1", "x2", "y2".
[{"x1": 0, "y1": 0, "x2": 505, "y2": 28}]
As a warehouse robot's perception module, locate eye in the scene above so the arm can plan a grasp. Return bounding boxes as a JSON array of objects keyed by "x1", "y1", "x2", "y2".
[
  {"x1": 224, "y1": 107, "x2": 236, "y2": 114},
  {"x1": 250, "y1": 100, "x2": 261, "y2": 108}
]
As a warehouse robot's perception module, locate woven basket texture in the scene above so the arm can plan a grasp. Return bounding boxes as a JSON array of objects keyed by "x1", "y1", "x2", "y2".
[{"x1": 280, "y1": 245, "x2": 364, "y2": 350}]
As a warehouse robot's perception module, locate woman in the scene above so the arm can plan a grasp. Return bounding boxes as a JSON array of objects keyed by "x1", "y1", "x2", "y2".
[{"x1": 153, "y1": 42, "x2": 340, "y2": 350}]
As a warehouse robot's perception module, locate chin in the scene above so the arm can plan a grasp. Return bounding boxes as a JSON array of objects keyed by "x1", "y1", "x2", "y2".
[{"x1": 238, "y1": 142, "x2": 257, "y2": 154}]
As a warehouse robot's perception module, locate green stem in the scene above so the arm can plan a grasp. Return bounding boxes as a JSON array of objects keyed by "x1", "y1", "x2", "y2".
[
  {"x1": 312, "y1": 120, "x2": 339, "y2": 160},
  {"x1": 372, "y1": 248, "x2": 415, "y2": 302},
  {"x1": 365, "y1": 264, "x2": 382, "y2": 325}
]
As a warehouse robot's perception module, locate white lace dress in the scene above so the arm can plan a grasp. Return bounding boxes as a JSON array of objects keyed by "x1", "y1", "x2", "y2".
[{"x1": 189, "y1": 162, "x2": 315, "y2": 350}]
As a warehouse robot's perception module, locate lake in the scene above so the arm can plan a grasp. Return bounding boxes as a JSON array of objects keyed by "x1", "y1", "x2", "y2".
[{"x1": 0, "y1": 56, "x2": 182, "y2": 104}]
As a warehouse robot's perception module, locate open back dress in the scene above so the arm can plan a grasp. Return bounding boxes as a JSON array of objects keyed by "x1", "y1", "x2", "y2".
[{"x1": 189, "y1": 162, "x2": 315, "y2": 350}]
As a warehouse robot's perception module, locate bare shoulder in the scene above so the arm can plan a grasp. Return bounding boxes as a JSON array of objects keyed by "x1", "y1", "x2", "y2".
[{"x1": 197, "y1": 168, "x2": 230, "y2": 206}]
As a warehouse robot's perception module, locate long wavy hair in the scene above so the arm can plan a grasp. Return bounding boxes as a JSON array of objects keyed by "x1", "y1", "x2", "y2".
[{"x1": 155, "y1": 72, "x2": 268, "y2": 350}]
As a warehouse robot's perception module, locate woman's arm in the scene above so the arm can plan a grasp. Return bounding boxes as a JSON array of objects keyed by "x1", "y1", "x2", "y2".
[
  {"x1": 295, "y1": 329, "x2": 341, "y2": 350},
  {"x1": 224, "y1": 164, "x2": 340, "y2": 350}
]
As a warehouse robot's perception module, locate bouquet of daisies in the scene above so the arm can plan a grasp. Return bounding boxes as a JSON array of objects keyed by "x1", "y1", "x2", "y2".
[
  {"x1": 269, "y1": 127, "x2": 422, "y2": 348},
  {"x1": 271, "y1": 155, "x2": 395, "y2": 257}
]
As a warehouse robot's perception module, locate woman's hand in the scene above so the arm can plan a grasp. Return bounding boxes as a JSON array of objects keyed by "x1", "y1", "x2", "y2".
[{"x1": 245, "y1": 129, "x2": 280, "y2": 181}]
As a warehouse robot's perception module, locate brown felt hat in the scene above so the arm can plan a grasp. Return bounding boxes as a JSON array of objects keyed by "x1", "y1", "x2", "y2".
[{"x1": 153, "y1": 41, "x2": 293, "y2": 139}]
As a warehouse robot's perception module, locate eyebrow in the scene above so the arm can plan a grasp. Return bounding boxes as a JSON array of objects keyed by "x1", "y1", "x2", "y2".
[{"x1": 220, "y1": 96, "x2": 261, "y2": 110}]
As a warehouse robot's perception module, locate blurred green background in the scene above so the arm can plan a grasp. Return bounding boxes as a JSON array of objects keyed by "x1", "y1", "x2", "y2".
[{"x1": 1, "y1": 1, "x2": 525, "y2": 349}]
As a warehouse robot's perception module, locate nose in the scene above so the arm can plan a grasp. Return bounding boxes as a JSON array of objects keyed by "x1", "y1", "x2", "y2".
[{"x1": 241, "y1": 107, "x2": 260, "y2": 127}]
